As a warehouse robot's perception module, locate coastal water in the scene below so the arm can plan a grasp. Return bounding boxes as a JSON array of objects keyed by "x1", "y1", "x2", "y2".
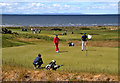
[{"x1": 2, "y1": 14, "x2": 118, "y2": 27}]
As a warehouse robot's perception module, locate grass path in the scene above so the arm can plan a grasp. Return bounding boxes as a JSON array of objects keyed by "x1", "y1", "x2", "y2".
[{"x1": 2, "y1": 42, "x2": 118, "y2": 75}]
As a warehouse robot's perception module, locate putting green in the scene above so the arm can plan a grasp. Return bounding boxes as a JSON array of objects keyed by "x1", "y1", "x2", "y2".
[{"x1": 2, "y1": 42, "x2": 118, "y2": 75}]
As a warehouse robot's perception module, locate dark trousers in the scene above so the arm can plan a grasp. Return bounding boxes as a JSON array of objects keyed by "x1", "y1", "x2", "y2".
[{"x1": 33, "y1": 62, "x2": 42, "y2": 68}]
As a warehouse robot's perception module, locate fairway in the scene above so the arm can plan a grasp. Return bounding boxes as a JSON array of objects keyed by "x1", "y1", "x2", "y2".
[{"x1": 2, "y1": 41, "x2": 118, "y2": 75}]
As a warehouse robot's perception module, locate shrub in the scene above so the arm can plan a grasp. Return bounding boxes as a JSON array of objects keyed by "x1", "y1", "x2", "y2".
[
  {"x1": 51, "y1": 28, "x2": 62, "y2": 31},
  {"x1": 80, "y1": 27, "x2": 90, "y2": 30}
]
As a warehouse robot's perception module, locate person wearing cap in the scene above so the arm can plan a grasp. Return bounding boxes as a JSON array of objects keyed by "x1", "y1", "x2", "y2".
[
  {"x1": 33, "y1": 54, "x2": 43, "y2": 69},
  {"x1": 54, "y1": 35, "x2": 60, "y2": 53},
  {"x1": 81, "y1": 33, "x2": 88, "y2": 51}
]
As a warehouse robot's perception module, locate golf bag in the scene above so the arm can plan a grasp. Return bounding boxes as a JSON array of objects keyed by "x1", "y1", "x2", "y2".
[
  {"x1": 68, "y1": 42, "x2": 74, "y2": 46},
  {"x1": 45, "y1": 62, "x2": 63, "y2": 70}
]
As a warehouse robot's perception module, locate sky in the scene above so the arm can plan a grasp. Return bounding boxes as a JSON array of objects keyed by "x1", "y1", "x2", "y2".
[{"x1": 0, "y1": 0, "x2": 119, "y2": 14}]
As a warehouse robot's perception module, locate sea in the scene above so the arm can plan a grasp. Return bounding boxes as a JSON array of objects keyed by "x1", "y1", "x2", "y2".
[{"x1": 1, "y1": 14, "x2": 118, "y2": 27}]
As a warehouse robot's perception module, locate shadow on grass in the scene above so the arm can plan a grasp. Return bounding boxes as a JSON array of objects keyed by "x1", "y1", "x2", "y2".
[
  {"x1": 33, "y1": 67, "x2": 45, "y2": 70},
  {"x1": 59, "y1": 51, "x2": 68, "y2": 53},
  {"x1": 88, "y1": 49, "x2": 96, "y2": 51},
  {"x1": 81, "y1": 49, "x2": 96, "y2": 52}
]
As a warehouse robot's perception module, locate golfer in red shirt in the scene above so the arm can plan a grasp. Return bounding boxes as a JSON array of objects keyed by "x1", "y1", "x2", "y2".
[{"x1": 54, "y1": 35, "x2": 60, "y2": 53}]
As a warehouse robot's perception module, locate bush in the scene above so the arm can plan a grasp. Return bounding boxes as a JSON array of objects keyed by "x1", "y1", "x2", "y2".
[
  {"x1": 51, "y1": 28, "x2": 62, "y2": 31},
  {"x1": 80, "y1": 27, "x2": 90, "y2": 30},
  {"x1": 101, "y1": 28, "x2": 106, "y2": 30},
  {"x1": 3, "y1": 27, "x2": 22, "y2": 29},
  {"x1": 2, "y1": 28, "x2": 12, "y2": 34}
]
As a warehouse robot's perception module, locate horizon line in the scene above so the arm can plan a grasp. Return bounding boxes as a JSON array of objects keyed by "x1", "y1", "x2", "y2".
[{"x1": 1, "y1": 14, "x2": 119, "y2": 15}]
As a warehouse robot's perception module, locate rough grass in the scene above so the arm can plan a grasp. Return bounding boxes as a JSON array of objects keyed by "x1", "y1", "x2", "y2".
[{"x1": 10, "y1": 28, "x2": 118, "y2": 41}]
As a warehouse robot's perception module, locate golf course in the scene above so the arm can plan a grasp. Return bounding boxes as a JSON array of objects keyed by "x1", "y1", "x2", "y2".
[{"x1": 2, "y1": 26, "x2": 118, "y2": 81}]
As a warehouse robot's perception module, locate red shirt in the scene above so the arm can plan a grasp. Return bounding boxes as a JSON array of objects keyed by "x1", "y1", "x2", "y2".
[{"x1": 54, "y1": 37, "x2": 60, "y2": 44}]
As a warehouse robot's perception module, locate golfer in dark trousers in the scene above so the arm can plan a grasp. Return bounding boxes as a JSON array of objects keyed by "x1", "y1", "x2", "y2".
[{"x1": 33, "y1": 54, "x2": 43, "y2": 69}]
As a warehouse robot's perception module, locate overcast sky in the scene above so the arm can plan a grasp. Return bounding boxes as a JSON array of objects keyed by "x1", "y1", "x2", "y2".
[{"x1": 0, "y1": 0, "x2": 119, "y2": 14}]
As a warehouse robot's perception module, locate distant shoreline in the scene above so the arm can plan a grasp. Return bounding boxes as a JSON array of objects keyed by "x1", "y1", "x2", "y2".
[
  {"x1": 1, "y1": 14, "x2": 119, "y2": 16},
  {"x1": 0, "y1": 25, "x2": 118, "y2": 28}
]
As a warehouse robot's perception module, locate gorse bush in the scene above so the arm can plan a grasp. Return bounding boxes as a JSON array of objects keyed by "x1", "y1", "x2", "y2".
[
  {"x1": 80, "y1": 27, "x2": 90, "y2": 30},
  {"x1": 3, "y1": 27, "x2": 22, "y2": 29},
  {"x1": 101, "y1": 28, "x2": 107, "y2": 30}
]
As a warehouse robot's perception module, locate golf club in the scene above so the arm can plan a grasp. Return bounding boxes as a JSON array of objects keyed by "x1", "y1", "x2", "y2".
[{"x1": 86, "y1": 41, "x2": 88, "y2": 56}]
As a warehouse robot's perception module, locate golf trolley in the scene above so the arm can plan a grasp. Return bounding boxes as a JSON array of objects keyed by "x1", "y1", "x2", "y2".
[{"x1": 45, "y1": 64, "x2": 63, "y2": 70}]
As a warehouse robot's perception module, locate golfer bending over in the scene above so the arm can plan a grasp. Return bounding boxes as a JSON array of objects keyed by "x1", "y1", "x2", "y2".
[
  {"x1": 33, "y1": 54, "x2": 43, "y2": 69},
  {"x1": 54, "y1": 35, "x2": 60, "y2": 53},
  {"x1": 81, "y1": 33, "x2": 88, "y2": 51}
]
